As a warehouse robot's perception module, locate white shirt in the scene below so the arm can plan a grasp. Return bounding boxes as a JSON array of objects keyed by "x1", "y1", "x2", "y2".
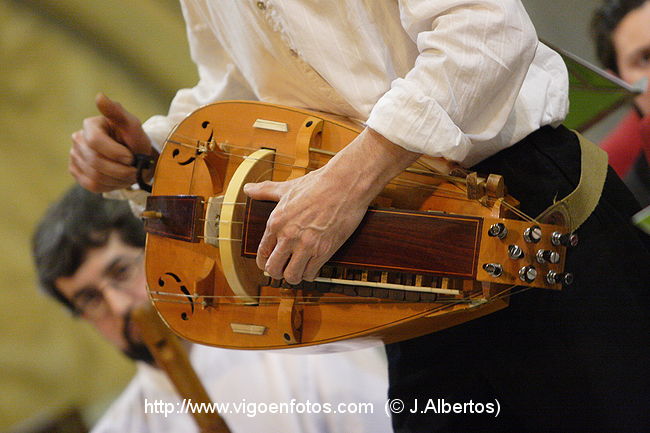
[
  {"x1": 91, "y1": 344, "x2": 391, "y2": 433},
  {"x1": 143, "y1": 0, "x2": 569, "y2": 167}
]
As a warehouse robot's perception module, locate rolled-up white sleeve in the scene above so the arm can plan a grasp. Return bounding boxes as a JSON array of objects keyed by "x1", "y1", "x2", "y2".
[
  {"x1": 142, "y1": 0, "x2": 256, "y2": 150},
  {"x1": 366, "y1": 0, "x2": 538, "y2": 165}
]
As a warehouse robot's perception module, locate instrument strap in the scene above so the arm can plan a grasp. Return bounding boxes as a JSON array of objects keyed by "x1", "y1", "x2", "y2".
[{"x1": 536, "y1": 131, "x2": 609, "y2": 232}]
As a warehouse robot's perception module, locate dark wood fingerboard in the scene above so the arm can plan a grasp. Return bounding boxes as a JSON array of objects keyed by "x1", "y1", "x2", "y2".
[
  {"x1": 144, "y1": 195, "x2": 204, "y2": 242},
  {"x1": 242, "y1": 199, "x2": 482, "y2": 278}
]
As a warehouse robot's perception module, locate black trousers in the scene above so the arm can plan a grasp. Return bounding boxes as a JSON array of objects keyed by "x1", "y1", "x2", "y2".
[{"x1": 385, "y1": 125, "x2": 650, "y2": 432}]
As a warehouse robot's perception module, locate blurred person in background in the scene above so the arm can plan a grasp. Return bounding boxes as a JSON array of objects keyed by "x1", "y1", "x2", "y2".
[
  {"x1": 593, "y1": 0, "x2": 650, "y2": 206},
  {"x1": 32, "y1": 185, "x2": 391, "y2": 433}
]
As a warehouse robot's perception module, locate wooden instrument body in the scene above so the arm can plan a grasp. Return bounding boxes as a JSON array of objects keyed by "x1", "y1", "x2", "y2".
[
  {"x1": 144, "y1": 101, "x2": 568, "y2": 351},
  {"x1": 132, "y1": 304, "x2": 231, "y2": 433}
]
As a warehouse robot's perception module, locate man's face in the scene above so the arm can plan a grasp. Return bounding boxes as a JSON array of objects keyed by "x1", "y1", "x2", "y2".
[
  {"x1": 56, "y1": 232, "x2": 153, "y2": 363},
  {"x1": 612, "y1": 1, "x2": 650, "y2": 116}
]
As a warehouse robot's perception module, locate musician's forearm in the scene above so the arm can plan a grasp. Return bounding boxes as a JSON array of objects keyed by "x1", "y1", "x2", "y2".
[{"x1": 321, "y1": 127, "x2": 421, "y2": 205}]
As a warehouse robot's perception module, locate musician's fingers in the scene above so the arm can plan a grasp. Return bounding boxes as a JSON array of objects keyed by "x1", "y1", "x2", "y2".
[
  {"x1": 73, "y1": 130, "x2": 138, "y2": 178},
  {"x1": 282, "y1": 249, "x2": 314, "y2": 285},
  {"x1": 95, "y1": 93, "x2": 152, "y2": 156},
  {"x1": 256, "y1": 226, "x2": 278, "y2": 271},
  {"x1": 303, "y1": 256, "x2": 327, "y2": 282},
  {"x1": 263, "y1": 239, "x2": 292, "y2": 281},
  {"x1": 247, "y1": 180, "x2": 293, "y2": 276},
  {"x1": 70, "y1": 151, "x2": 137, "y2": 187},
  {"x1": 69, "y1": 150, "x2": 137, "y2": 192},
  {"x1": 95, "y1": 93, "x2": 130, "y2": 127},
  {"x1": 70, "y1": 133, "x2": 137, "y2": 192},
  {"x1": 69, "y1": 165, "x2": 99, "y2": 193},
  {"x1": 243, "y1": 180, "x2": 286, "y2": 202},
  {"x1": 80, "y1": 118, "x2": 137, "y2": 166},
  {"x1": 69, "y1": 154, "x2": 130, "y2": 192}
]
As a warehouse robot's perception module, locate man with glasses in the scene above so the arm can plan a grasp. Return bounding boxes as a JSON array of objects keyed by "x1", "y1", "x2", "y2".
[{"x1": 32, "y1": 185, "x2": 391, "y2": 433}]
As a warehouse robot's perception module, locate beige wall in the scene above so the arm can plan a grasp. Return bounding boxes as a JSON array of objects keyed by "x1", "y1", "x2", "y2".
[{"x1": 0, "y1": 0, "x2": 196, "y2": 429}]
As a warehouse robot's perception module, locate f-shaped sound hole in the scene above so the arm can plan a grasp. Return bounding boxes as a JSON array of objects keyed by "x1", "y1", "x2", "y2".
[{"x1": 157, "y1": 272, "x2": 194, "y2": 319}]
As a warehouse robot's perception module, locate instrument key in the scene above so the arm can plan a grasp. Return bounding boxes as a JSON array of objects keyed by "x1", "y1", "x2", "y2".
[
  {"x1": 523, "y1": 225, "x2": 542, "y2": 243},
  {"x1": 483, "y1": 263, "x2": 503, "y2": 277},
  {"x1": 519, "y1": 265, "x2": 537, "y2": 283},
  {"x1": 508, "y1": 245, "x2": 524, "y2": 259},
  {"x1": 488, "y1": 222, "x2": 508, "y2": 239},
  {"x1": 551, "y1": 231, "x2": 579, "y2": 248},
  {"x1": 536, "y1": 249, "x2": 560, "y2": 264},
  {"x1": 545, "y1": 270, "x2": 574, "y2": 286}
]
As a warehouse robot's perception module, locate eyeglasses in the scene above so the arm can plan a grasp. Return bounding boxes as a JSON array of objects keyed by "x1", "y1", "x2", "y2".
[{"x1": 71, "y1": 252, "x2": 144, "y2": 320}]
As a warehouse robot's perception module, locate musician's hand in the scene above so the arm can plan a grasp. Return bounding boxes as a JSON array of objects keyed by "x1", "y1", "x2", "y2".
[
  {"x1": 244, "y1": 128, "x2": 420, "y2": 285},
  {"x1": 69, "y1": 93, "x2": 157, "y2": 193}
]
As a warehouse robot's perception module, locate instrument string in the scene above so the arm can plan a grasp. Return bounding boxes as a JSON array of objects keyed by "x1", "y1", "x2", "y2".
[
  {"x1": 198, "y1": 219, "x2": 244, "y2": 224},
  {"x1": 166, "y1": 135, "x2": 537, "y2": 220},
  {"x1": 151, "y1": 136, "x2": 537, "y2": 306},
  {"x1": 148, "y1": 281, "x2": 526, "y2": 308},
  {"x1": 149, "y1": 294, "x2": 494, "y2": 307},
  {"x1": 150, "y1": 290, "x2": 471, "y2": 301},
  {"x1": 186, "y1": 139, "x2": 202, "y2": 205},
  {"x1": 160, "y1": 132, "x2": 541, "y2": 311},
  {"x1": 198, "y1": 185, "x2": 534, "y2": 228},
  {"x1": 198, "y1": 236, "x2": 242, "y2": 242},
  {"x1": 161, "y1": 133, "x2": 543, "y2": 325}
]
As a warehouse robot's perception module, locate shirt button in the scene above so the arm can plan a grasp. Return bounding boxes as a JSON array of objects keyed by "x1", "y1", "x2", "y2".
[{"x1": 256, "y1": 1, "x2": 266, "y2": 10}]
